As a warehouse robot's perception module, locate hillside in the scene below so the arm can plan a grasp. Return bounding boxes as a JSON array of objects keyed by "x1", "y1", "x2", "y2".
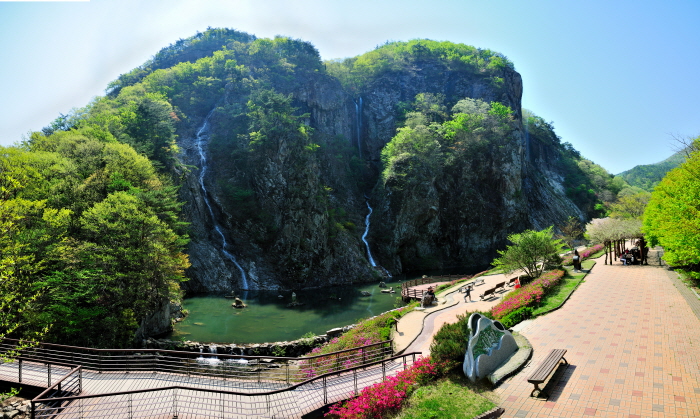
[
  {"x1": 1, "y1": 28, "x2": 629, "y2": 346},
  {"x1": 617, "y1": 149, "x2": 687, "y2": 192}
]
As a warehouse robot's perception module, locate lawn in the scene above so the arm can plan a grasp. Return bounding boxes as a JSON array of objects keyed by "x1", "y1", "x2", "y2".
[
  {"x1": 532, "y1": 259, "x2": 595, "y2": 316},
  {"x1": 391, "y1": 371, "x2": 497, "y2": 419}
]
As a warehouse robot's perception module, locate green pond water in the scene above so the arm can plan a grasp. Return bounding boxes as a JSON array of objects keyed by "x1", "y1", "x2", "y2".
[{"x1": 168, "y1": 279, "x2": 406, "y2": 344}]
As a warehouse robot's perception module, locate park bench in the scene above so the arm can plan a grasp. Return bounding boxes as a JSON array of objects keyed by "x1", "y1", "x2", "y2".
[
  {"x1": 527, "y1": 349, "x2": 568, "y2": 398},
  {"x1": 494, "y1": 282, "x2": 506, "y2": 292},
  {"x1": 479, "y1": 287, "x2": 497, "y2": 301},
  {"x1": 506, "y1": 277, "x2": 518, "y2": 287},
  {"x1": 473, "y1": 277, "x2": 485, "y2": 286}
]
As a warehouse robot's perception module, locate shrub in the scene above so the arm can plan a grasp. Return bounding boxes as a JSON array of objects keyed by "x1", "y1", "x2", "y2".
[
  {"x1": 299, "y1": 306, "x2": 414, "y2": 377},
  {"x1": 430, "y1": 315, "x2": 470, "y2": 365},
  {"x1": 498, "y1": 306, "x2": 533, "y2": 329},
  {"x1": 491, "y1": 270, "x2": 564, "y2": 321},
  {"x1": 326, "y1": 356, "x2": 447, "y2": 419}
]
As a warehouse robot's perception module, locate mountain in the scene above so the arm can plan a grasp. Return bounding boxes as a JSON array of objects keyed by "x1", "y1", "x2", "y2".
[
  {"x1": 100, "y1": 29, "x2": 610, "y2": 292},
  {"x1": 21, "y1": 29, "x2": 622, "y2": 295},
  {"x1": 617, "y1": 149, "x2": 687, "y2": 192}
]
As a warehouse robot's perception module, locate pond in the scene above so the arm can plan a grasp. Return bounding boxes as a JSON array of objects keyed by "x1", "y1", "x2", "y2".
[{"x1": 167, "y1": 279, "x2": 407, "y2": 344}]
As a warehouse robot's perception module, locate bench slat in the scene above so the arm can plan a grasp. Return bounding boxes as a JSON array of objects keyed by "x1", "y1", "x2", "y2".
[{"x1": 527, "y1": 349, "x2": 568, "y2": 396}]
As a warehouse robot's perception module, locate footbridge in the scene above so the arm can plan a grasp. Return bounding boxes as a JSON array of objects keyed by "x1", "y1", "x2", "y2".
[{"x1": 0, "y1": 338, "x2": 421, "y2": 418}]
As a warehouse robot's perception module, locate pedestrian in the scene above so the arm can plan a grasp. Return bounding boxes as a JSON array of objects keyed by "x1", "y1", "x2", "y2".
[
  {"x1": 573, "y1": 249, "x2": 581, "y2": 272},
  {"x1": 464, "y1": 285, "x2": 472, "y2": 302}
]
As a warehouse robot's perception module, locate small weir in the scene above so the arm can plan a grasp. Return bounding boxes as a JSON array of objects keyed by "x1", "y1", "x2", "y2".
[{"x1": 196, "y1": 111, "x2": 249, "y2": 290}]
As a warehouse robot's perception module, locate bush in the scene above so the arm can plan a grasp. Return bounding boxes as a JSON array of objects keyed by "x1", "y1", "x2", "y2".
[
  {"x1": 430, "y1": 315, "x2": 469, "y2": 365},
  {"x1": 299, "y1": 306, "x2": 414, "y2": 377},
  {"x1": 498, "y1": 306, "x2": 533, "y2": 329},
  {"x1": 491, "y1": 270, "x2": 565, "y2": 321},
  {"x1": 326, "y1": 356, "x2": 447, "y2": 419},
  {"x1": 429, "y1": 309, "x2": 492, "y2": 367}
]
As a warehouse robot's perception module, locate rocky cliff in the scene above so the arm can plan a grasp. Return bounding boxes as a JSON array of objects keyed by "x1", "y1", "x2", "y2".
[{"x1": 165, "y1": 37, "x2": 587, "y2": 291}]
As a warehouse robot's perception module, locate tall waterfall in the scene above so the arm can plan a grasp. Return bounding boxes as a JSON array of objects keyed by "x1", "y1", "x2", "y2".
[
  {"x1": 361, "y1": 198, "x2": 393, "y2": 278},
  {"x1": 196, "y1": 111, "x2": 249, "y2": 290},
  {"x1": 354, "y1": 97, "x2": 363, "y2": 158},
  {"x1": 361, "y1": 199, "x2": 377, "y2": 267}
]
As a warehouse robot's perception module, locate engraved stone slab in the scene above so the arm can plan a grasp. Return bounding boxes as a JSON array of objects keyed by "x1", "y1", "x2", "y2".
[{"x1": 463, "y1": 313, "x2": 518, "y2": 382}]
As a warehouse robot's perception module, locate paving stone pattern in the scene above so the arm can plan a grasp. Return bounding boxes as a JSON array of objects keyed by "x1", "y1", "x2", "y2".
[{"x1": 496, "y1": 256, "x2": 700, "y2": 418}]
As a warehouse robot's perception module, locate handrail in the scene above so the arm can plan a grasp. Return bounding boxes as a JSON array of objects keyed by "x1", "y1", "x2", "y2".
[
  {"x1": 34, "y1": 366, "x2": 82, "y2": 401},
  {"x1": 32, "y1": 352, "x2": 422, "y2": 402},
  {"x1": 1, "y1": 337, "x2": 391, "y2": 363}
]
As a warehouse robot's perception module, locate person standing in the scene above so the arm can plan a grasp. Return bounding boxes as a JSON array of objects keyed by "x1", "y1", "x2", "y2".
[
  {"x1": 573, "y1": 249, "x2": 581, "y2": 272},
  {"x1": 464, "y1": 285, "x2": 472, "y2": 302}
]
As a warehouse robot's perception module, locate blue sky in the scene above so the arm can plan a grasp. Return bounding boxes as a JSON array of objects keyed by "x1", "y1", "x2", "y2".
[{"x1": 1, "y1": 0, "x2": 698, "y2": 174}]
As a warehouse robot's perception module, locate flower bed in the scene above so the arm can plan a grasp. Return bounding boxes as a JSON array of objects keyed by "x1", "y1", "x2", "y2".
[
  {"x1": 326, "y1": 356, "x2": 446, "y2": 419},
  {"x1": 299, "y1": 306, "x2": 414, "y2": 377},
  {"x1": 561, "y1": 244, "x2": 604, "y2": 266},
  {"x1": 491, "y1": 269, "x2": 565, "y2": 321}
]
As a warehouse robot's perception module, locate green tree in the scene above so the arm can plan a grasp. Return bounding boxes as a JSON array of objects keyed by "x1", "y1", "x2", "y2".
[
  {"x1": 643, "y1": 138, "x2": 700, "y2": 279},
  {"x1": 557, "y1": 216, "x2": 583, "y2": 251},
  {"x1": 492, "y1": 227, "x2": 564, "y2": 279},
  {"x1": 609, "y1": 192, "x2": 651, "y2": 219}
]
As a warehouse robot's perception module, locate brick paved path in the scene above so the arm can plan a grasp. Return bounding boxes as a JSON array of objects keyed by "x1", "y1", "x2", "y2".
[{"x1": 497, "y1": 255, "x2": 700, "y2": 418}]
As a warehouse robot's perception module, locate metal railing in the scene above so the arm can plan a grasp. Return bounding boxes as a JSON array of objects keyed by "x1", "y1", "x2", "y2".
[
  {"x1": 1, "y1": 338, "x2": 392, "y2": 386},
  {"x1": 30, "y1": 352, "x2": 422, "y2": 419},
  {"x1": 32, "y1": 366, "x2": 82, "y2": 419}
]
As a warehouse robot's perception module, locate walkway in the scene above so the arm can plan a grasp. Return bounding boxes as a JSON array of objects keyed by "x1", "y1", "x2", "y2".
[
  {"x1": 393, "y1": 271, "x2": 515, "y2": 355},
  {"x1": 497, "y1": 256, "x2": 700, "y2": 418}
]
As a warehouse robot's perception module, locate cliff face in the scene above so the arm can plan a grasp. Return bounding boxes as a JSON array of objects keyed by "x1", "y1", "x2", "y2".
[{"x1": 176, "y1": 49, "x2": 584, "y2": 292}]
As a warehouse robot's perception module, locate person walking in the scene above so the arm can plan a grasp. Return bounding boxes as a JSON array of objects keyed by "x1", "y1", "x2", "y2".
[
  {"x1": 573, "y1": 249, "x2": 581, "y2": 272},
  {"x1": 464, "y1": 284, "x2": 472, "y2": 302}
]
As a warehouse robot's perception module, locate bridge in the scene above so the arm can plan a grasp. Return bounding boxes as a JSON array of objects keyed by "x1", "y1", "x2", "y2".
[{"x1": 0, "y1": 338, "x2": 421, "y2": 418}]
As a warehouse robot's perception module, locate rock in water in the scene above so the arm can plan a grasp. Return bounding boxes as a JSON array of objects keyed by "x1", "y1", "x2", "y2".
[{"x1": 232, "y1": 298, "x2": 247, "y2": 309}]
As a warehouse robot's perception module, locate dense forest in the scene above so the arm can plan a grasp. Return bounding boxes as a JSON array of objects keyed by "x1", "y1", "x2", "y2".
[
  {"x1": 617, "y1": 147, "x2": 687, "y2": 192},
  {"x1": 0, "y1": 28, "x2": 651, "y2": 347}
]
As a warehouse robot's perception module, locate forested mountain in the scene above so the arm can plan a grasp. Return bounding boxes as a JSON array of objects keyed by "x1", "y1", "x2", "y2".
[
  {"x1": 617, "y1": 148, "x2": 687, "y2": 191},
  {"x1": 1, "y1": 28, "x2": 630, "y2": 346}
]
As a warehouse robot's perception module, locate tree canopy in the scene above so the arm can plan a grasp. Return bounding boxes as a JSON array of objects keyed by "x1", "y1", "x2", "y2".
[
  {"x1": 643, "y1": 137, "x2": 700, "y2": 279},
  {"x1": 492, "y1": 226, "x2": 564, "y2": 279}
]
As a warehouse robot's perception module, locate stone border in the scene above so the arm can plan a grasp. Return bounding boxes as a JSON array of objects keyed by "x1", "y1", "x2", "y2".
[
  {"x1": 487, "y1": 332, "x2": 533, "y2": 386},
  {"x1": 473, "y1": 406, "x2": 505, "y2": 419}
]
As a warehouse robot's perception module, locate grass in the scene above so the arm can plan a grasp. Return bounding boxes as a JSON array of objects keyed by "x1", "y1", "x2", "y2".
[
  {"x1": 532, "y1": 259, "x2": 595, "y2": 316},
  {"x1": 391, "y1": 371, "x2": 497, "y2": 419}
]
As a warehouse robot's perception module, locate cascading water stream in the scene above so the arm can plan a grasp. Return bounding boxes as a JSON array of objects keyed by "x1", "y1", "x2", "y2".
[
  {"x1": 354, "y1": 97, "x2": 363, "y2": 159},
  {"x1": 361, "y1": 199, "x2": 377, "y2": 267},
  {"x1": 196, "y1": 111, "x2": 249, "y2": 290}
]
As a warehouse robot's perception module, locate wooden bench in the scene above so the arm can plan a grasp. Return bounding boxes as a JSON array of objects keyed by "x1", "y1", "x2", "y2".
[
  {"x1": 494, "y1": 282, "x2": 506, "y2": 292},
  {"x1": 479, "y1": 287, "x2": 496, "y2": 300},
  {"x1": 506, "y1": 277, "x2": 518, "y2": 287},
  {"x1": 527, "y1": 349, "x2": 568, "y2": 398}
]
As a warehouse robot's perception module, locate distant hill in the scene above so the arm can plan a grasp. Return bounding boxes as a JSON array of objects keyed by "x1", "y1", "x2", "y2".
[{"x1": 617, "y1": 149, "x2": 687, "y2": 191}]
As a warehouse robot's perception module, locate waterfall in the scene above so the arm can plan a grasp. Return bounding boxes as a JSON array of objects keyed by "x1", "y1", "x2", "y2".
[
  {"x1": 362, "y1": 199, "x2": 376, "y2": 267},
  {"x1": 362, "y1": 197, "x2": 393, "y2": 278},
  {"x1": 196, "y1": 345, "x2": 220, "y2": 365},
  {"x1": 355, "y1": 97, "x2": 363, "y2": 159},
  {"x1": 195, "y1": 111, "x2": 249, "y2": 290}
]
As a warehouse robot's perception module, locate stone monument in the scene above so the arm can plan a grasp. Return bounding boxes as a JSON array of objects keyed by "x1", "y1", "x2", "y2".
[{"x1": 463, "y1": 313, "x2": 518, "y2": 382}]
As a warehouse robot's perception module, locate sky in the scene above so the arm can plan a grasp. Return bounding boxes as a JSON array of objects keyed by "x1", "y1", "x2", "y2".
[{"x1": 1, "y1": 0, "x2": 698, "y2": 174}]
